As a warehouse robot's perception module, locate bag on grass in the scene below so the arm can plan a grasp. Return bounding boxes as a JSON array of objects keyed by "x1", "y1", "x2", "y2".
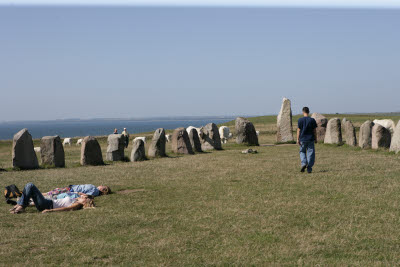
[{"x1": 4, "y1": 184, "x2": 22, "y2": 205}]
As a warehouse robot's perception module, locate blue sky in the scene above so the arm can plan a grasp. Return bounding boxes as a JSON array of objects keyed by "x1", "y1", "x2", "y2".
[{"x1": 0, "y1": 1, "x2": 399, "y2": 121}]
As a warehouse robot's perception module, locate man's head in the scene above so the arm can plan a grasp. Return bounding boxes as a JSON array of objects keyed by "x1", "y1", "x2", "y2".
[
  {"x1": 302, "y1": 107, "x2": 310, "y2": 116},
  {"x1": 114, "y1": 128, "x2": 118, "y2": 133},
  {"x1": 98, "y1": 185, "x2": 111, "y2": 195},
  {"x1": 124, "y1": 128, "x2": 126, "y2": 131}
]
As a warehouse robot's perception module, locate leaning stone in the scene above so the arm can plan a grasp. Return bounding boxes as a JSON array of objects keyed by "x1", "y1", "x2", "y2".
[
  {"x1": 199, "y1": 123, "x2": 222, "y2": 150},
  {"x1": 40, "y1": 136, "x2": 65, "y2": 167},
  {"x1": 372, "y1": 124, "x2": 391, "y2": 149},
  {"x1": 12, "y1": 128, "x2": 39, "y2": 169},
  {"x1": 188, "y1": 128, "x2": 202, "y2": 152},
  {"x1": 80, "y1": 136, "x2": 104, "y2": 166},
  {"x1": 131, "y1": 139, "x2": 146, "y2": 162},
  {"x1": 106, "y1": 134, "x2": 125, "y2": 161},
  {"x1": 324, "y1": 118, "x2": 342, "y2": 144},
  {"x1": 344, "y1": 120, "x2": 357, "y2": 146},
  {"x1": 359, "y1": 120, "x2": 374, "y2": 149},
  {"x1": 276, "y1": 98, "x2": 294, "y2": 143},
  {"x1": 171, "y1": 127, "x2": 194, "y2": 155},
  {"x1": 390, "y1": 121, "x2": 400, "y2": 153},
  {"x1": 235, "y1": 117, "x2": 259, "y2": 146},
  {"x1": 311, "y1": 113, "x2": 328, "y2": 142},
  {"x1": 148, "y1": 128, "x2": 167, "y2": 157}
]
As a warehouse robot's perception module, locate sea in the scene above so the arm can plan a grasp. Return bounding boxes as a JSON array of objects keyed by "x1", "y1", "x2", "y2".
[{"x1": 0, "y1": 117, "x2": 235, "y2": 140}]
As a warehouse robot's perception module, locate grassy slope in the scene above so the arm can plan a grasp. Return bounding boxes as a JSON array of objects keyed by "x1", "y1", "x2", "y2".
[{"x1": 0, "y1": 114, "x2": 399, "y2": 265}]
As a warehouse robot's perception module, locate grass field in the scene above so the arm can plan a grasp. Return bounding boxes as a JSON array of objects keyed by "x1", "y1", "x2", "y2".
[{"x1": 0, "y1": 114, "x2": 400, "y2": 265}]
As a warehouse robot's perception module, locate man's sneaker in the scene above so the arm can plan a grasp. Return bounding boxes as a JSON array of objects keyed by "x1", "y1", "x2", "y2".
[
  {"x1": 301, "y1": 165, "x2": 307, "y2": 173},
  {"x1": 307, "y1": 168, "x2": 312, "y2": 174}
]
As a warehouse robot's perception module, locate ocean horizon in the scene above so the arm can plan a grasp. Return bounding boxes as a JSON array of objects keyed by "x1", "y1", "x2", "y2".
[{"x1": 0, "y1": 116, "x2": 237, "y2": 140}]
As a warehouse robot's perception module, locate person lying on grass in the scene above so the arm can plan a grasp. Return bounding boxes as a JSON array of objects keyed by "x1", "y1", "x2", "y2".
[
  {"x1": 44, "y1": 184, "x2": 111, "y2": 199},
  {"x1": 10, "y1": 183, "x2": 95, "y2": 214}
]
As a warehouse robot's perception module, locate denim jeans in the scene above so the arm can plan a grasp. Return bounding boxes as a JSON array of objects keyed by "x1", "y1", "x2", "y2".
[
  {"x1": 17, "y1": 183, "x2": 53, "y2": 211},
  {"x1": 299, "y1": 141, "x2": 315, "y2": 171}
]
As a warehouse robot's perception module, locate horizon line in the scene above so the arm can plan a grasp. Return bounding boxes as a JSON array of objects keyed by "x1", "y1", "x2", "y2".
[{"x1": 1, "y1": 0, "x2": 400, "y2": 9}]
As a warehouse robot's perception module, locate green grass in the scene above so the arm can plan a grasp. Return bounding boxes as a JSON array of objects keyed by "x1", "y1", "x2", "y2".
[{"x1": 0, "y1": 114, "x2": 400, "y2": 265}]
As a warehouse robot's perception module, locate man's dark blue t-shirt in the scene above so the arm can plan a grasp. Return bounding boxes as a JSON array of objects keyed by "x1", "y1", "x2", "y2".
[{"x1": 298, "y1": 117, "x2": 317, "y2": 142}]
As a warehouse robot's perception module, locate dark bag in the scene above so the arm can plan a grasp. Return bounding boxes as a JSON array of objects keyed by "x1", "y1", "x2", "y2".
[{"x1": 4, "y1": 184, "x2": 22, "y2": 205}]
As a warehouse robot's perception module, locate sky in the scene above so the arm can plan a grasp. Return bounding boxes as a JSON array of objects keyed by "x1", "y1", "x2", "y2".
[{"x1": 0, "y1": 1, "x2": 399, "y2": 121}]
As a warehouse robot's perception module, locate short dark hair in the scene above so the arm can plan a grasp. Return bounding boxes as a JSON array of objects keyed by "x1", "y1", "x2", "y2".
[{"x1": 302, "y1": 107, "x2": 310, "y2": 114}]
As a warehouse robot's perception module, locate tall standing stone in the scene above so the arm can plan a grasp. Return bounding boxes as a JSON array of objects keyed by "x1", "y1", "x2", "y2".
[
  {"x1": 131, "y1": 139, "x2": 146, "y2": 162},
  {"x1": 235, "y1": 117, "x2": 259, "y2": 146},
  {"x1": 324, "y1": 118, "x2": 342, "y2": 145},
  {"x1": 199, "y1": 123, "x2": 222, "y2": 150},
  {"x1": 311, "y1": 113, "x2": 328, "y2": 142},
  {"x1": 276, "y1": 98, "x2": 294, "y2": 143},
  {"x1": 148, "y1": 128, "x2": 167, "y2": 157},
  {"x1": 359, "y1": 120, "x2": 374, "y2": 149},
  {"x1": 390, "y1": 121, "x2": 400, "y2": 153},
  {"x1": 80, "y1": 136, "x2": 104, "y2": 166},
  {"x1": 106, "y1": 134, "x2": 125, "y2": 161},
  {"x1": 189, "y1": 128, "x2": 202, "y2": 152},
  {"x1": 344, "y1": 120, "x2": 357, "y2": 146},
  {"x1": 12, "y1": 128, "x2": 39, "y2": 169},
  {"x1": 40, "y1": 136, "x2": 65, "y2": 167},
  {"x1": 372, "y1": 124, "x2": 391, "y2": 149},
  {"x1": 171, "y1": 127, "x2": 194, "y2": 155}
]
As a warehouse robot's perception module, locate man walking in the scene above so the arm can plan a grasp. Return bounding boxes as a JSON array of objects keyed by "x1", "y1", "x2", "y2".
[
  {"x1": 121, "y1": 127, "x2": 129, "y2": 148},
  {"x1": 297, "y1": 107, "x2": 317, "y2": 173}
]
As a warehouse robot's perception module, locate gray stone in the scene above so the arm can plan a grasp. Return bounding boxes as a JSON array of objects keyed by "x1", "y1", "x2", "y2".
[
  {"x1": 276, "y1": 98, "x2": 294, "y2": 143},
  {"x1": 311, "y1": 113, "x2": 328, "y2": 142},
  {"x1": 80, "y1": 136, "x2": 104, "y2": 166},
  {"x1": 199, "y1": 123, "x2": 223, "y2": 150},
  {"x1": 390, "y1": 121, "x2": 400, "y2": 153},
  {"x1": 131, "y1": 139, "x2": 146, "y2": 162},
  {"x1": 324, "y1": 118, "x2": 342, "y2": 144},
  {"x1": 106, "y1": 134, "x2": 125, "y2": 161},
  {"x1": 148, "y1": 128, "x2": 167, "y2": 157},
  {"x1": 235, "y1": 117, "x2": 259, "y2": 146},
  {"x1": 359, "y1": 120, "x2": 374, "y2": 149},
  {"x1": 171, "y1": 127, "x2": 194, "y2": 155},
  {"x1": 12, "y1": 128, "x2": 39, "y2": 169},
  {"x1": 344, "y1": 120, "x2": 357, "y2": 146},
  {"x1": 188, "y1": 128, "x2": 202, "y2": 152},
  {"x1": 372, "y1": 124, "x2": 391, "y2": 149},
  {"x1": 40, "y1": 136, "x2": 65, "y2": 167}
]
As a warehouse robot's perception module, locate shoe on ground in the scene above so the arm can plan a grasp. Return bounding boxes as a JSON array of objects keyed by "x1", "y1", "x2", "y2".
[{"x1": 301, "y1": 165, "x2": 307, "y2": 173}]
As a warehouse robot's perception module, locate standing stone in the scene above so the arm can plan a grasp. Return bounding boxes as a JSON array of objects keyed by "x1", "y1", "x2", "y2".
[
  {"x1": 199, "y1": 123, "x2": 223, "y2": 150},
  {"x1": 235, "y1": 117, "x2": 259, "y2": 146},
  {"x1": 324, "y1": 118, "x2": 342, "y2": 145},
  {"x1": 106, "y1": 134, "x2": 125, "y2": 161},
  {"x1": 131, "y1": 139, "x2": 146, "y2": 162},
  {"x1": 311, "y1": 113, "x2": 328, "y2": 142},
  {"x1": 359, "y1": 120, "x2": 374, "y2": 149},
  {"x1": 171, "y1": 127, "x2": 194, "y2": 155},
  {"x1": 344, "y1": 121, "x2": 357, "y2": 146},
  {"x1": 372, "y1": 124, "x2": 391, "y2": 149},
  {"x1": 188, "y1": 128, "x2": 202, "y2": 152},
  {"x1": 12, "y1": 128, "x2": 39, "y2": 169},
  {"x1": 40, "y1": 136, "x2": 65, "y2": 167},
  {"x1": 148, "y1": 128, "x2": 167, "y2": 157},
  {"x1": 80, "y1": 136, "x2": 104, "y2": 166},
  {"x1": 276, "y1": 98, "x2": 294, "y2": 143},
  {"x1": 390, "y1": 121, "x2": 400, "y2": 153}
]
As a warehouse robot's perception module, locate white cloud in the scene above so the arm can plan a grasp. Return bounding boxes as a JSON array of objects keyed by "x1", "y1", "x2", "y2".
[{"x1": 1, "y1": 0, "x2": 400, "y2": 8}]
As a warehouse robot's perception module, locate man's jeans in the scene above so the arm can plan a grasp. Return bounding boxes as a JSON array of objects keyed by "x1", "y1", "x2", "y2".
[
  {"x1": 299, "y1": 141, "x2": 315, "y2": 172},
  {"x1": 17, "y1": 183, "x2": 53, "y2": 211}
]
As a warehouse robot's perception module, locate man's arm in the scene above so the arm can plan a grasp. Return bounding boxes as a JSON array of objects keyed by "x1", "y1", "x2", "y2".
[
  {"x1": 297, "y1": 128, "x2": 301, "y2": 145},
  {"x1": 313, "y1": 128, "x2": 317, "y2": 143}
]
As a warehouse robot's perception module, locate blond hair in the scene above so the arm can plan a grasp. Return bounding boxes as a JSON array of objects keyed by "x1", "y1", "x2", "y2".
[
  {"x1": 101, "y1": 186, "x2": 111, "y2": 195},
  {"x1": 83, "y1": 198, "x2": 95, "y2": 209}
]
